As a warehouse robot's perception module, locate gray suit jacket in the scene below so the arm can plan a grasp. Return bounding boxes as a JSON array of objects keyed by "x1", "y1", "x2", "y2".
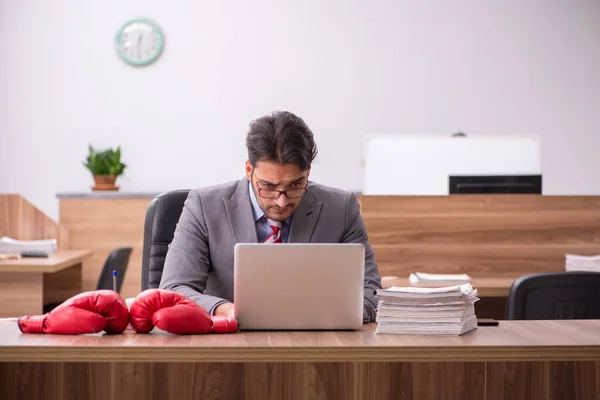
[{"x1": 159, "y1": 178, "x2": 382, "y2": 322}]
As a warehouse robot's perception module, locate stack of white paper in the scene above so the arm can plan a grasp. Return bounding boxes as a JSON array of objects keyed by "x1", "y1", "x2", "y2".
[
  {"x1": 409, "y1": 272, "x2": 472, "y2": 286},
  {"x1": 375, "y1": 284, "x2": 479, "y2": 335},
  {"x1": 565, "y1": 254, "x2": 600, "y2": 273},
  {"x1": 0, "y1": 236, "x2": 57, "y2": 255}
]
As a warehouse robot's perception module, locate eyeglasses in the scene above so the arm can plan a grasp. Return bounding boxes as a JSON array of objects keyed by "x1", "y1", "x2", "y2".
[{"x1": 256, "y1": 183, "x2": 308, "y2": 199}]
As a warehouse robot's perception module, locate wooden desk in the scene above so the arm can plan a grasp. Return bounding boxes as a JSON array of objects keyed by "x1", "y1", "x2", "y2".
[
  {"x1": 0, "y1": 250, "x2": 92, "y2": 317},
  {"x1": 1, "y1": 320, "x2": 599, "y2": 399}
]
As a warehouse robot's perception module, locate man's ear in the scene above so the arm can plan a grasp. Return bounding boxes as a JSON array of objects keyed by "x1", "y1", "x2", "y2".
[{"x1": 245, "y1": 160, "x2": 253, "y2": 181}]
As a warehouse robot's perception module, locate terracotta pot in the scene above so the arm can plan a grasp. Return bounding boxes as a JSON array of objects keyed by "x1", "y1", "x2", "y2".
[{"x1": 92, "y1": 175, "x2": 119, "y2": 191}]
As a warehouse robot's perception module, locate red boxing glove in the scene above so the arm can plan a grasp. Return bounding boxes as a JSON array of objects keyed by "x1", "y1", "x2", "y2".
[
  {"x1": 18, "y1": 290, "x2": 129, "y2": 335},
  {"x1": 129, "y1": 289, "x2": 238, "y2": 334}
]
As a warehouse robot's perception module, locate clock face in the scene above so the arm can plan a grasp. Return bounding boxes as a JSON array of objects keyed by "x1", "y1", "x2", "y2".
[{"x1": 115, "y1": 18, "x2": 164, "y2": 66}]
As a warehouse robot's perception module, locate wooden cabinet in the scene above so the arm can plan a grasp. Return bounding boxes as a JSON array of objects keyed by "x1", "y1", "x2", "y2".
[{"x1": 58, "y1": 193, "x2": 159, "y2": 299}]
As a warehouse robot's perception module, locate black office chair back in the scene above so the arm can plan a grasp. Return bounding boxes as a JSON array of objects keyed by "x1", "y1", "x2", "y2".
[
  {"x1": 96, "y1": 247, "x2": 132, "y2": 293},
  {"x1": 141, "y1": 189, "x2": 191, "y2": 291},
  {"x1": 506, "y1": 271, "x2": 600, "y2": 320}
]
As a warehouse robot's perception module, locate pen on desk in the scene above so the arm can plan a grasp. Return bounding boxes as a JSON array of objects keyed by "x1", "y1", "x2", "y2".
[{"x1": 113, "y1": 270, "x2": 117, "y2": 292}]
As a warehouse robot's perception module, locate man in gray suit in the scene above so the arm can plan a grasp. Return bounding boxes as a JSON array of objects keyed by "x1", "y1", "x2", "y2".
[{"x1": 159, "y1": 111, "x2": 382, "y2": 323}]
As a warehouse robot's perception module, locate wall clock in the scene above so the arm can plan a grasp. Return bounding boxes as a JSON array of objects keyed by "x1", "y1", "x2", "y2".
[{"x1": 115, "y1": 18, "x2": 164, "y2": 66}]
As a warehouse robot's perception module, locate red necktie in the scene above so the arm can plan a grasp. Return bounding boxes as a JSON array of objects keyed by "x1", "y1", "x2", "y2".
[{"x1": 264, "y1": 218, "x2": 282, "y2": 243}]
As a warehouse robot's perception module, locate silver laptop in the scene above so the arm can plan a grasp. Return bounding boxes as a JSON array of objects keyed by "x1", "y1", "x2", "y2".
[{"x1": 233, "y1": 243, "x2": 365, "y2": 330}]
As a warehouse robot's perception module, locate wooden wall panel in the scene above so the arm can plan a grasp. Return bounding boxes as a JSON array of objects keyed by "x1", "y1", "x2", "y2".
[
  {"x1": 114, "y1": 363, "x2": 153, "y2": 400},
  {"x1": 360, "y1": 195, "x2": 600, "y2": 279},
  {"x1": 0, "y1": 362, "x2": 64, "y2": 400},
  {"x1": 360, "y1": 194, "x2": 600, "y2": 213},
  {"x1": 0, "y1": 194, "x2": 68, "y2": 248},
  {"x1": 486, "y1": 362, "x2": 547, "y2": 400},
  {"x1": 0, "y1": 194, "x2": 21, "y2": 239},
  {"x1": 357, "y1": 362, "x2": 414, "y2": 399},
  {"x1": 373, "y1": 244, "x2": 599, "y2": 277},
  {"x1": 62, "y1": 362, "x2": 112, "y2": 400},
  {"x1": 59, "y1": 198, "x2": 151, "y2": 299},
  {"x1": 52, "y1": 194, "x2": 600, "y2": 299},
  {"x1": 548, "y1": 361, "x2": 599, "y2": 400},
  {"x1": 42, "y1": 264, "x2": 82, "y2": 305},
  {"x1": 366, "y1": 213, "x2": 600, "y2": 245},
  {"x1": 151, "y1": 363, "x2": 206, "y2": 400},
  {"x1": 190, "y1": 363, "x2": 245, "y2": 400},
  {"x1": 411, "y1": 362, "x2": 485, "y2": 400},
  {"x1": 1, "y1": 361, "x2": 598, "y2": 400},
  {"x1": 0, "y1": 272, "x2": 43, "y2": 318}
]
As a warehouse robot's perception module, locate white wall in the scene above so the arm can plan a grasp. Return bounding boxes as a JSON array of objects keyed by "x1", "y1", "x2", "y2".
[
  {"x1": 1, "y1": 0, "x2": 600, "y2": 221},
  {"x1": 363, "y1": 136, "x2": 542, "y2": 195}
]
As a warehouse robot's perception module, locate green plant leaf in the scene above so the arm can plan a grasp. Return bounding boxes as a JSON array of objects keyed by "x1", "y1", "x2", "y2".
[{"x1": 83, "y1": 145, "x2": 126, "y2": 176}]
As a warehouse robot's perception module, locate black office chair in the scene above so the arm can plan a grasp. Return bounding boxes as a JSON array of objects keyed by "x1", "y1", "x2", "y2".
[
  {"x1": 43, "y1": 247, "x2": 132, "y2": 313},
  {"x1": 505, "y1": 271, "x2": 600, "y2": 320},
  {"x1": 95, "y1": 247, "x2": 133, "y2": 292},
  {"x1": 141, "y1": 189, "x2": 191, "y2": 291}
]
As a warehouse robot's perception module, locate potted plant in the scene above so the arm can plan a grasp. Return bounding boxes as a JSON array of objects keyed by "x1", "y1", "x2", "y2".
[{"x1": 83, "y1": 145, "x2": 127, "y2": 191}]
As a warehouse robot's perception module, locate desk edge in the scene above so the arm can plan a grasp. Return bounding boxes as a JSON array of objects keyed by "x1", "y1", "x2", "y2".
[{"x1": 2, "y1": 345, "x2": 600, "y2": 363}]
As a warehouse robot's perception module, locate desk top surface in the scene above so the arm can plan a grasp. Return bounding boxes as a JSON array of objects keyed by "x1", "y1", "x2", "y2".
[
  {"x1": 1, "y1": 320, "x2": 599, "y2": 363},
  {"x1": 56, "y1": 191, "x2": 161, "y2": 199},
  {"x1": 384, "y1": 276, "x2": 516, "y2": 297},
  {"x1": 0, "y1": 250, "x2": 92, "y2": 273}
]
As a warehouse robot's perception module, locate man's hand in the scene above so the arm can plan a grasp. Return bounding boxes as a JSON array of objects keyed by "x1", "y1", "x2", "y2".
[{"x1": 214, "y1": 302, "x2": 235, "y2": 318}]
